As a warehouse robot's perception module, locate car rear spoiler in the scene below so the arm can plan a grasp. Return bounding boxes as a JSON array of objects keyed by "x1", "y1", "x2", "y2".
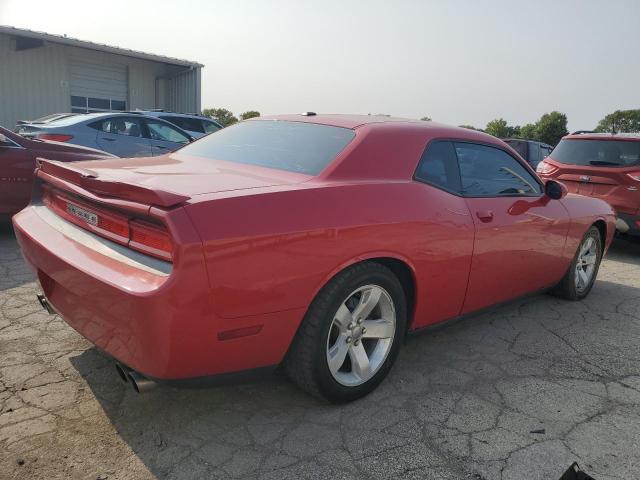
[{"x1": 36, "y1": 158, "x2": 191, "y2": 209}]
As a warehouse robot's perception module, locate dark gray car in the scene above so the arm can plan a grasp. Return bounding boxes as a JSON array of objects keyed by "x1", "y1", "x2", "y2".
[
  {"x1": 15, "y1": 112, "x2": 194, "y2": 158},
  {"x1": 502, "y1": 138, "x2": 553, "y2": 169}
]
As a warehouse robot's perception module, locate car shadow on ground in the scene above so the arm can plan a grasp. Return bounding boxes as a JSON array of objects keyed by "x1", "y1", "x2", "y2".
[
  {"x1": 0, "y1": 220, "x2": 35, "y2": 292},
  {"x1": 68, "y1": 238, "x2": 640, "y2": 479}
]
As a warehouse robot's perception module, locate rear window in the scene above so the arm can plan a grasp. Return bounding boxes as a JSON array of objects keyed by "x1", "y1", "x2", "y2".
[
  {"x1": 178, "y1": 120, "x2": 356, "y2": 175},
  {"x1": 551, "y1": 139, "x2": 640, "y2": 167},
  {"x1": 161, "y1": 116, "x2": 205, "y2": 134}
]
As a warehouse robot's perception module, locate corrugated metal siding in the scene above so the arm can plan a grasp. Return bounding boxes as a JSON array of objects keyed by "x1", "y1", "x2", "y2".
[
  {"x1": 0, "y1": 34, "x2": 69, "y2": 128},
  {"x1": 0, "y1": 32, "x2": 202, "y2": 128},
  {"x1": 167, "y1": 68, "x2": 201, "y2": 114}
]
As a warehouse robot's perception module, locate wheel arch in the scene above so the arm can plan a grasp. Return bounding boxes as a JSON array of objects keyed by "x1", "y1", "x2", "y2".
[
  {"x1": 592, "y1": 218, "x2": 607, "y2": 253},
  {"x1": 310, "y1": 253, "x2": 418, "y2": 332}
]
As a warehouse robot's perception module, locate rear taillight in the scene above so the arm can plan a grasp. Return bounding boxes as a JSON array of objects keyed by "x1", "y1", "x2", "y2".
[
  {"x1": 37, "y1": 133, "x2": 74, "y2": 142},
  {"x1": 42, "y1": 187, "x2": 174, "y2": 262},
  {"x1": 628, "y1": 172, "x2": 640, "y2": 181},
  {"x1": 536, "y1": 161, "x2": 557, "y2": 175},
  {"x1": 129, "y1": 220, "x2": 174, "y2": 261}
]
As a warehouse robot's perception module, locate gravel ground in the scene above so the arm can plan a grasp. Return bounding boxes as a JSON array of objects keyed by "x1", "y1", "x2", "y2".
[{"x1": 1, "y1": 221, "x2": 639, "y2": 480}]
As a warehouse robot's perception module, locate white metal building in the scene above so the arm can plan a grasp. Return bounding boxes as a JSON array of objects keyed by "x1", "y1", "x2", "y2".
[{"x1": 0, "y1": 25, "x2": 203, "y2": 129}]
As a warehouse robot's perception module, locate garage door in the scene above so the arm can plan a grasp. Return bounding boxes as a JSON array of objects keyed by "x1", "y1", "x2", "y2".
[{"x1": 69, "y1": 57, "x2": 128, "y2": 113}]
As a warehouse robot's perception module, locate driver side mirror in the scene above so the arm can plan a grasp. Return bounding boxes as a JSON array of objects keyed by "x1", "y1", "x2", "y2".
[{"x1": 545, "y1": 179, "x2": 567, "y2": 200}]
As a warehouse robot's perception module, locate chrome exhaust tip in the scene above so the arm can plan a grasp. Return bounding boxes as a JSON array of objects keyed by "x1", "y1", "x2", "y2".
[
  {"x1": 616, "y1": 217, "x2": 630, "y2": 233},
  {"x1": 127, "y1": 370, "x2": 156, "y2": 393},
  {"x1": 36, "y1": 294, "x2": 56, "y2": 315},
  {"x1": 114, "y1": 363, "x2": 129, "y2": 384}
]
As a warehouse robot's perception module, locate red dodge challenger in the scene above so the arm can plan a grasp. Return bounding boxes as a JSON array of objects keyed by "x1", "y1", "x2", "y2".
[{"x1": 13, "y1": 114, "x2": 615, "y2": 402}]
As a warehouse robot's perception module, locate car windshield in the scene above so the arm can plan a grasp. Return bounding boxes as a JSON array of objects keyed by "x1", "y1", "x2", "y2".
[
  {"x1": 178, "y1": 120, "x2": 356, "y2": 175},
  {"x1": 551, "y1": 139, "x2": 640, "y2": 167}
]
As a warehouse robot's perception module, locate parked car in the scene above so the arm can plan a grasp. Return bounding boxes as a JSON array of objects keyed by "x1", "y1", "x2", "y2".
[
  {"x1": 15, "y1": 112, "x2": 194, "y2": 158},
  {"x1": 13, "y1": 115, "x2": 615, "y2": 402},
  {"x1": 502, "y1": 138, "x2": 553, "y2": 169},
  {"x1": 537, "y1": 132, "x2": 640, "y2": 236},
  {"x1": 0, "y1": 126, "x2": 114, "y2": 218},
  {"x1": 136, "y1": 110, "x2": 223, "y2": 138}
]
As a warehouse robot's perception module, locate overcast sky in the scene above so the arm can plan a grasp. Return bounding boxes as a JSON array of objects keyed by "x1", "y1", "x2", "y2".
[{"x1": 1, "y1": 0, "x2": 638, "y2": 130}]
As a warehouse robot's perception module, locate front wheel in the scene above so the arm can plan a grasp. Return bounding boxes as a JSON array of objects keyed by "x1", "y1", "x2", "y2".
[
  {"x1": 284, "y1": 262, "x2": 406, "y2": 403},
  {"x1": 553, "y1": 226, "x2": 603, "y2": 300}
]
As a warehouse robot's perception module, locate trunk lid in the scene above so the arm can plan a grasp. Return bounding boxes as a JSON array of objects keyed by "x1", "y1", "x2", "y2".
[{"x1": 38, "y1": 153, "x2": 311, "y2": 208}]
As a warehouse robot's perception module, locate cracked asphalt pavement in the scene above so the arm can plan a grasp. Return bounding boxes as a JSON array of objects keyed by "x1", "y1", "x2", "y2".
[{"x1": 1, "y1": 221, "x2": 640, "y2": 480}]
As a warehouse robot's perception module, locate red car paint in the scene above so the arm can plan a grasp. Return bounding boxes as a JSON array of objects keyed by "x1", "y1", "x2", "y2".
[
  {"x1": 537, "y1": 133, "x2": 640, "y2": 235},
  {"x1": 0, "y1": 126, "x2": 114, "y2": 218},
  {"x1": 12, "y1": 115, "x2": 616, "y2": 381}
]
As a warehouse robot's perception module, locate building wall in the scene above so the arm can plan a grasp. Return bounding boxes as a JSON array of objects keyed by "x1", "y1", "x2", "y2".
[{"x1": 0, "y1": 32, "x2": 201, "y2": 128}]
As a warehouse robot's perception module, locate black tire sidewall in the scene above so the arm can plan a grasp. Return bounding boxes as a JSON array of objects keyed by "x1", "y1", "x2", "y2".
[
  {"x1": 312, "y1": 266, "x2": 407, "y2": 403},
  {"x1": 569, "y1": 227, "x2": 603, "y2": 300}
]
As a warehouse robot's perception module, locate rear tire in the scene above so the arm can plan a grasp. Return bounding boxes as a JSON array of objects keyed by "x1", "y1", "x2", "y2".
[
  {"x1": 284, "y1": 262, "x2": 406, "y2": 403},
  {"x1": 553, "y1": 226, "x2": 603, "y2": 300}
]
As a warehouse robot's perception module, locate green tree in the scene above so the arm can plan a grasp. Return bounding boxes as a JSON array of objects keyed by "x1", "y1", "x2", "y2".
[
  {"x1": 518, "y1": 123, "x2": 537, "y2": 140},
  {"x1": 535, "y1": 111, "x2": 568, "y2": 146},
  {"x1": 240, "y1": 110, "x2": 261, "y2": 120},
  {"x1": 202, "y1": 108, "x2": 238, "y2": 127},
  {"x1": 458, "y1": 124, "x2": 482, "y2": 131},
  {"x1": 420, "y1": 116, "x2": 432, "y2": 121},
  {"x1": 485, "y1": 118, "x2": 516, "y2": 138},
  {"x1": 595, "y1": 109, "x2": 640, "y2": 133}
]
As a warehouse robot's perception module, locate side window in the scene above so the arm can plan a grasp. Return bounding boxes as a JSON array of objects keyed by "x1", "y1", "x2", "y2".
[
  {"x1": 454, "y1": 142, "x2": 542, "y2": 197},
  {"x1": 89, "y1": 117, "x2": 143, "y2": 137},
  {"x1": 415, "y1": 141, "x2": 461, "y2": 193},
  {"x1": 146, "y1": 120, "x2": 190, "y2": 144},
  {"x1": 160, "y1": 116, "x2": 205, "y2": 134},
  {"x1": 203, "y1": 120, "x2": 221, "y2": 134}
]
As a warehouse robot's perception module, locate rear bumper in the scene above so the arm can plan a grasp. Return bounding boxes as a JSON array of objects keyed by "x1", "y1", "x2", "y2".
[
  {"x1": 13, "y1": 205, "x2": 303, "y2": 380},
  {"x1": 616, "y1": 212, "x2": 640, "y2": 235}
]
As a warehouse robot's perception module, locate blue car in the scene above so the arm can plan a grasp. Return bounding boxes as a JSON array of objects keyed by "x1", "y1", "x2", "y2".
[{"x1": 16, "y1": 112, "x2": 194, "y2": 158}]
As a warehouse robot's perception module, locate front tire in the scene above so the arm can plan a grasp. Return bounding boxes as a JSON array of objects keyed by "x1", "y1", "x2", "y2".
[
  {"x1": 554, "y1": 226, "x2": 603, "y2": 300},
  {"x1": 284, "y1": 262, "x2": 407, "y2": 403}
]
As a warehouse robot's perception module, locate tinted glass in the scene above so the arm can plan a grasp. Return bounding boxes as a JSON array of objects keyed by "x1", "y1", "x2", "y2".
[
  {"x1": 203, "y1": 120, "x2": 221, "y2": 133},
  {"x1": 178, "y1": 120, "x2": 356, "y2": 175},
  {"x1": 71, "y1": 96, "x2": 86, "y2": 108},
  {"x1": 455, "y1": 143, "x2": 542, "y2": 196},
  {"x1": 88, "y1": 98, "x2": 110, "y2": 109},
  {"x1": 146, "y1": 120, "x2": 190, "y2": 144},
  {"x1": 90, "y1": 117, "x2": 143, "y2": 137},
  {"x1": 111, "y1": 100, "x2": 126, "y2": 111},
  {"x1": 161, "y1": 116, "x2": 204, "y2": 133},
  {"x1": 551, "y1": 139, "x2": 640, "y2": 167},
  {"x1": 415, "y1": 141, "x2": 461, "y2": 193}
]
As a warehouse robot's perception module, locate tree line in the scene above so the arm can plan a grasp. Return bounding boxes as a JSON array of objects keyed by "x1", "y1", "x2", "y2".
[
  {"x1": 201, "y1": 107, "x2": 640, "y2": 147},
  {"x1": 453, "y1": 109, "x2": 640, "y2": 146}
]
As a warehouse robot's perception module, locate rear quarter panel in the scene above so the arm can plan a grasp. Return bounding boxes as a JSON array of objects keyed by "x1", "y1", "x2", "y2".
[
  {"x1": 560, "y1": 194, "x2": 616, "y2": 260},
  {"x1": 185, "y1": 180, "x2": 475, "y2": 330}
]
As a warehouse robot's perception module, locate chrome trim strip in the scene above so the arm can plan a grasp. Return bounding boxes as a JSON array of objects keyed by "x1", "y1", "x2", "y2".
[{"x1": 32, "y1": 204, "x2": 172, "y2": 276}]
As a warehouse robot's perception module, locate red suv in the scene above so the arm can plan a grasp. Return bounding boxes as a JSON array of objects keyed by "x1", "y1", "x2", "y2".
[{"x1": 537, "y1": 132, "x2": 640, "y2": 235}]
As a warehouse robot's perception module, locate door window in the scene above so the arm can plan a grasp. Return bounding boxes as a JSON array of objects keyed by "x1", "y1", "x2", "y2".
[
  {"x1": 454, "y1": 142, "x2": 542, "y2": 197},
  {"x1": 414, "y1": 141, "x2": 461, "y2": 193},
  {"x1": 145, "y1": 120, "x2": 191, "y2": 144},
  {"x1": 89, "y1": 117, "x2": 143, "y2": 137}
]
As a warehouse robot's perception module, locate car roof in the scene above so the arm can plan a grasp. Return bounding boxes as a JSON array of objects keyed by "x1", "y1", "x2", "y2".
[
  {"x1": 257, "y1": 113, "x2": 424, "y2": 129},
  {"x1": 564, "y1": 132, "x2": 640, "y2": 142}
]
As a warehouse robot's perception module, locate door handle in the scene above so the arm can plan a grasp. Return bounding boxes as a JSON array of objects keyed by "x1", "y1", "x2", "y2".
[
  {"x1": 101, "y1": 137, "x2": 116, "y2": 142},
  {"x1": 476, "y1": 210, "x2": 494, "y2": 222}
]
